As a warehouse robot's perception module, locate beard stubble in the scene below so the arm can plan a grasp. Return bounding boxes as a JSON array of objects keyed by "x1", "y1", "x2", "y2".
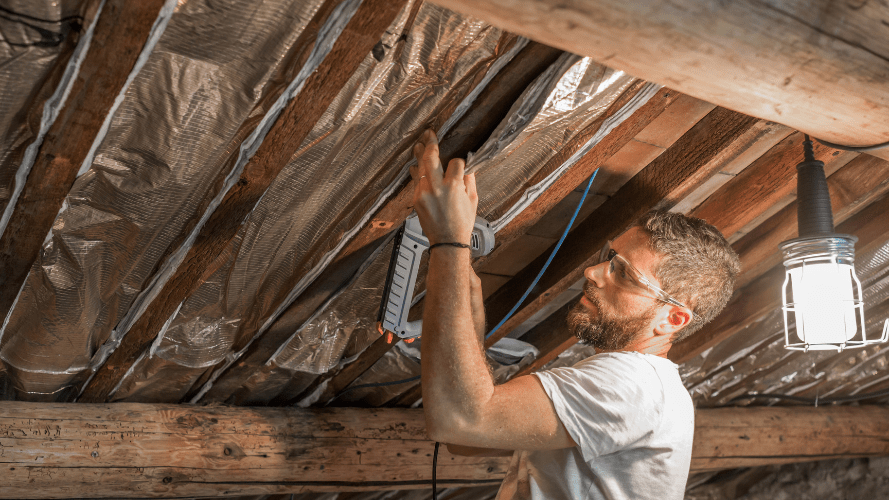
[{"x1": 567, "y1": 284, "x2": 658, "y2": 351}]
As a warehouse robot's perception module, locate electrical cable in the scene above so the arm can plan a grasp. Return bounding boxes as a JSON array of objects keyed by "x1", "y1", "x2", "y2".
[
  {"x1": 432, "y1": 441, "x2": 440, "y2": 499},
  {"x1": 728, "y1": 387, "x2": 889, "y2": 406},
  {"x1": 485, "y1": 167, "x2": 599, "y2": 340},
  {"x1": 814, "y1": 137, "x2": 889, "y2": 153}
]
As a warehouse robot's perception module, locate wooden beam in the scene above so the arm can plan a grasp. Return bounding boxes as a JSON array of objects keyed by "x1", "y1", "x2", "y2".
[
  {"x1": 691, "y1": 406, "x2": 889, "y2": 472},
  {"x1": 0, "y1": 0, "x2": 166, "y2": 324},
  {"x1": 2, "y1": 402, "x2": 887, "y2": 498},
  {"x1": 199, "y1": 40, "x2": 563, "y2": 404},
  {"x1": 0, "y1": 402, "x2": 507, "y2": 498},
  {"x1": 277, "y1": 85, "x2": 680, "y2": 407},
  {"x1": 670, "y1": 189, "x2": 889, "y2": 363},
  {"x1": 77, "y1": 0, "x2": 409, "y2": 403},
  {"x1": 482, "y1": 108, "x2": 771, "y2": 347},
  {"x1": 428, "y1": 0, "x2": 889, "y2": 161}
]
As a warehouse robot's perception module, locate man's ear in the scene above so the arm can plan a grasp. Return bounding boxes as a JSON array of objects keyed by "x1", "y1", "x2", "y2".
[{"x1": 653, "y1": 306, "x2": 692, "y2": 337}]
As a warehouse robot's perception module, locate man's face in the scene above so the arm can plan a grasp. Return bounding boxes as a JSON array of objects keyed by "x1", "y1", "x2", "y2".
[{"x1": 566, "y1": 227, "x2": 665, "y2": 350}]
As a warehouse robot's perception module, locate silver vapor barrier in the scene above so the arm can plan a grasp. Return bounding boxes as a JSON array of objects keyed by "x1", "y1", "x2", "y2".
[
  {"x1": 0, "y1": 0, "x2": 91, "y2": 225},
  {"x1": 110, "y1": 2, "x2": 525, "y2": 403},
  {"x1": 0, "y1": 0, "x2": 328, "y2": 400},
  {"x1": 681, "y1": 230, "x2": 889, "y2": 407},
  {"x1": 224, "y1": 56, "x2": 650, "y2": 407}
]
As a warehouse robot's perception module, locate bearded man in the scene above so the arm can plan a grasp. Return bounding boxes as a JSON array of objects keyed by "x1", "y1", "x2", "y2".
[{"x1": 411, "y1": 130, "x2": 741, "y2": 500}]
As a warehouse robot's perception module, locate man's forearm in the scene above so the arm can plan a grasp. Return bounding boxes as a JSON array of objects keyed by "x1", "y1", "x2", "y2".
[{"x1": 422, "y1": 246, "x2": 495, "y2": 439}]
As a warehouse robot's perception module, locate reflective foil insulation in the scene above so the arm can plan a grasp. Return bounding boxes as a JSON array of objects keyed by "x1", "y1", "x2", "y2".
[
  {"x1": 110, "y1": 1, "x2": 523, "y2": 403},
  {"x1": 0, "y1": 0, "x2": 328, "y2": 399},
  {"x1": 226, "y1": 55, "x2": 646, "y2": 407},
  {"x1": 681, "y1": 229, "x2": 889, "y2": 407},
  {"x1": 0, "y1": 0, "x2": 91, "y2": 230}
]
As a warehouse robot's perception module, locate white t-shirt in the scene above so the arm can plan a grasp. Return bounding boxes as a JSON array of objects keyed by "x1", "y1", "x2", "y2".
[{"x1": 496, "y1": 351, "x2": 694, "y2": 500}]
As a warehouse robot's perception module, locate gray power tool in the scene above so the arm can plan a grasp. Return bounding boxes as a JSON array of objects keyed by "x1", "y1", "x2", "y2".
[{"x1": 377, "y1": 213, "x2": 495, "y2": 341}]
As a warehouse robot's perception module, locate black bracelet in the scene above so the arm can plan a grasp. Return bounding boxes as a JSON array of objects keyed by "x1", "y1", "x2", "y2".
[{"x1": 429, "y1": 242, "x2": 470, "y2": 250}]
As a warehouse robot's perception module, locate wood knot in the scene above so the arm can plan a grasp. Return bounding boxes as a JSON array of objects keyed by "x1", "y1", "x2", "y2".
[{"x1": 162, "y1": 477, "x2": 173, "y2": 484}]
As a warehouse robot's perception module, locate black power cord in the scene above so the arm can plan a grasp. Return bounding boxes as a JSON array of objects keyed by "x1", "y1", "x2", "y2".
[
  {"x1": 432, "y1": 441, "x2": 440, "y2": 499},
  {"x1": 814, "y1": 137, "x2": 889, "y2": 153}
]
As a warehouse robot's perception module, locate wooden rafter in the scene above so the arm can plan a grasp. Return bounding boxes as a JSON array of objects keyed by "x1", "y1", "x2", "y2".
[
  {"x1": 2, "y1": 402, "x2": 887, "y2": 498},
  {"x1": 0, "y1": 0, "x2": 166, "y2": 323},
  {"x1": 278, "y1": 85, "x2": 681, "y2": 407},
  {"x1": 428, "y1": 0, "x2": 889, "y2": 161},
  {"x1": 198, "y1": 41, "x2": 564, "y2": 404},
  {"x1": 77, "y1": 0, "x2": 409, "y2": 403}
]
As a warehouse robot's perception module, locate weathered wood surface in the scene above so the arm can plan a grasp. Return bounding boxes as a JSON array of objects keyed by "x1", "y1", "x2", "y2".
[
  {"x1": 77, "y1": 0, "x2": 409, "y2": 403},
  {"x1": 0, "y1": 0, "x2": 165, "y2": 324},
  {"x1": 0, "y1": 403, "x2": 506, "y2": 498},
  {"x1": 200, "y1": 39, "x2": 560, "y2": 405},
  {"x1": 428, "y1": 0, "x2": 889, "y2": 161},
  {"x1": 482, "y1": 108, "x2": 772, "y2": 347},
  {"x1": 691, "y1": 406, "x2": 889, "y2": 471},
  {"x1": 1, "y1": 402, "x2": 887, "y2": 498}
]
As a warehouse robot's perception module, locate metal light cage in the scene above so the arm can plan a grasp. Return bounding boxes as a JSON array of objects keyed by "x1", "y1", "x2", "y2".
[{"x1": 779, "y1": 235, "x2": 888, "y2": 352}]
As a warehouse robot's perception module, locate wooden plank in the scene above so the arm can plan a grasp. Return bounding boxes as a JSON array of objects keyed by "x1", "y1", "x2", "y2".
[
  {"x1": 0, "y1": 402, "x2": 507, "y2": 499},
  {"x1": 670, "y1": 190, "x2": 889, "y2": 363},
  {"x1": 691, "y1": 406, "x2": 889, "y2": 472},
  {"x1": 199, "y1": 40, "x2": 562, "y2": 404},
  {"x1": 0, "y1": 0, "x2": 166, "y2": 324},
  {"x1": 1, "y1": 402, "x2": 886, "y2": 498},
  {"x1": 482, "y1": 107, "x2": 771, "y2": 347},
  {"x1": 77, "y1": 0, "x2": 409, "y2": 404},
  {"x1": 428, "y1": 0, "x2": 889, "y2": 161}
]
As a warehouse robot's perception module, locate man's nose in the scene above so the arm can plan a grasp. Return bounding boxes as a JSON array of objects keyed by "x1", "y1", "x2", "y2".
[{"x1": 584, "y1": 261, "x2": 606, "y2": 288}]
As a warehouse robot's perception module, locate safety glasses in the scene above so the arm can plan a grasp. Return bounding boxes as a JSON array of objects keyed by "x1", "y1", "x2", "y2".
[{"x1": 597, "y1": 241, "x2": 698, "y2": 319}]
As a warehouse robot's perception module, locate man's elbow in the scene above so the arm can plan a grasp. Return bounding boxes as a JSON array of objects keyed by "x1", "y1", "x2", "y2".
[{"x1": 424, "y1": 407, "x2": 475, "y2": 443}]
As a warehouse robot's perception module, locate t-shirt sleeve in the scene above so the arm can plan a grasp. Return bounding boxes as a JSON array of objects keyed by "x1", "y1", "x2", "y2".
[{"x1": 534, "y1": 354, "x2": 664, "y2": 461}]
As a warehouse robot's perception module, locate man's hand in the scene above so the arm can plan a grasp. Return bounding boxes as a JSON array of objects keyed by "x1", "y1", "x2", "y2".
[{"x1": 410, "y1": 130, "x2": 478, "y2": 246}]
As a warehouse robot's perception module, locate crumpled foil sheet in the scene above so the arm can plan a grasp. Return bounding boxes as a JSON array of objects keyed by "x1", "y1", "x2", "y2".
[
  {"x1": 681, "y1": 231, "x2": 889, "y2": 407},
  {"x1": 111, "y1": 2, "x2": 523, "y2": 403},
  {"x1": 268, "y1": 56, "x2": 646, "y2": 407},
  {"x1": 0, "y1": 0, "x2": 326, "y2": 400},
  {"x1": 0, "y1": 0, "x2": 89, "y2": 224}
]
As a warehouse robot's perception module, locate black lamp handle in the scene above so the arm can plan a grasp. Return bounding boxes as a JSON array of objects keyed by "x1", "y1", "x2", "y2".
[{"x1": 796, "y1": 135, "x2": 835, "y2": 237}]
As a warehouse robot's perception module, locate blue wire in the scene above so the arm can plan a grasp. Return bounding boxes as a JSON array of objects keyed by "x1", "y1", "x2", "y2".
[
  {"x1": 334, "y1": 169, "x2": 600, "y2": 398},
  {"x1": 485, "y1": 168, "x2": 599, "y2": 340}
]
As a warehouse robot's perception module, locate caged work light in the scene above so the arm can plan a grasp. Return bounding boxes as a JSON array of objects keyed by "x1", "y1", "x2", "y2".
[{"x1": 780, "y1": 136, "x2": 889, "y2": 352}]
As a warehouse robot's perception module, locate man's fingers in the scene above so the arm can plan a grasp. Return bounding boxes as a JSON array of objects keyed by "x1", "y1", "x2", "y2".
[
  {"x1": 465, "y1": 172, "x2": 478, "y2": 206},
  {"x1": 446, "y1": 158, "x2": 465, "y2": 182}
]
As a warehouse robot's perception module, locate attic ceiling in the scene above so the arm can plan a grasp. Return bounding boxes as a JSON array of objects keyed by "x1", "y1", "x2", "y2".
[{"x1": 1, "y1": 0, "x2": 888, "y2": 498}]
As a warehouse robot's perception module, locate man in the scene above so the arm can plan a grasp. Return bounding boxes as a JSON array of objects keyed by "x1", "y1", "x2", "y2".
[{"x1": 410, "y1": 130, "x2": 740, "y2": 499}]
